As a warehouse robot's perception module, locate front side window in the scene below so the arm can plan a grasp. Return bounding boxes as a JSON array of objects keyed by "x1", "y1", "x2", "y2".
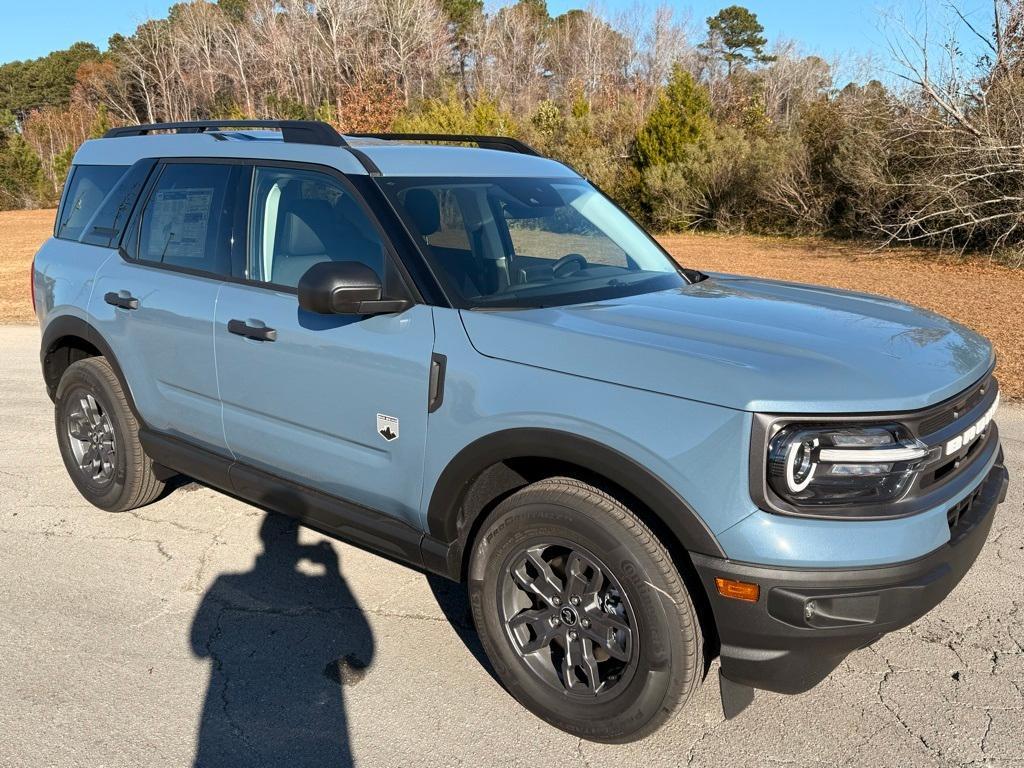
[
  {"x1": 137, "y1": 163, "x2": 242, "y2": 276},
  {"x1": 57, "y1": 164, "x2": 128, "y2": 241},
  {"x1": 248, "y1": 166, "x2": 387, "y2": 289},
  {"x1": 381, "y1": 177, "x2": 686, "y2": 309}
]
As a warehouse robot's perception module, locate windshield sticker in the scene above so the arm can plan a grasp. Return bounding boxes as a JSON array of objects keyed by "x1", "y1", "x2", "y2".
[{"x1": 148, "y1": 188, "x2": 214, "y2": 261}]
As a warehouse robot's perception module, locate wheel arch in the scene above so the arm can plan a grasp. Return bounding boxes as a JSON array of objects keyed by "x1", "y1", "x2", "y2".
[
  {"x1": 40, "y1": 315, "x2": 139, "y2": 419},
  {"x1": 426, "y1": 428, "x2": 726, "y2": 578}
]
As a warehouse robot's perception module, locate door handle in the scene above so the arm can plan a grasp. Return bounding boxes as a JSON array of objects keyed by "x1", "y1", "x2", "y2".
[
  {"x1": 104, "y1": 291, "x2": 139, "y2": 310},
  {"x1": 228, "y1": 319, "x2": 278, "y2": 342}
]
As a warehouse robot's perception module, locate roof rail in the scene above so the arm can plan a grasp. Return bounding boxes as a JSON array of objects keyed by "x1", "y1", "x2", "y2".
[
  {"x1": 346, "y1": 133, "x2": 541, "y2": 156},
  {"x1": 103, "y1": 120, "x2": 347, "y2": 147}
]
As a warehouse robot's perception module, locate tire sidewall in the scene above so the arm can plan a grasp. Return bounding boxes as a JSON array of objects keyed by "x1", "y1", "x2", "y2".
[
  {"x1": 54, "y1": 360, "x2": 133, "y2": 510},
  {"x1": 469, "y1": 494, "x2": 690, "y2": 742}
]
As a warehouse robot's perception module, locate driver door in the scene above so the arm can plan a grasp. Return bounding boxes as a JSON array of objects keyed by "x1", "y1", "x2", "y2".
[{"x1": 214, "y1": 164, "x2": 434, "y2": 527}]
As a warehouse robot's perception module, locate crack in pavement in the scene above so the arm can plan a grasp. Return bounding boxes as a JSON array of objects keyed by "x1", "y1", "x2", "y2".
[
  {"x1": 202, "y1": 602, "x2": 267, "y2": 768},
  {"x1": 575, "y1": 738, "x2": 592, "y2": 768},
  {"x1": 0, "y1": 525, "x2": 173, "y2": 561},
  {"x1": 874, "y1": 655, "x2": 949, "y2": 763}
]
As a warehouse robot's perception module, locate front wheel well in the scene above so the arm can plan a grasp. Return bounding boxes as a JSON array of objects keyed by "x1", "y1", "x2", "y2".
[
  {"x1": 452, "y1": 456, "x2": 721, "y2": 666},
  {"x1": 42, "y1": 335, "x2": 102, "y2": 399}
]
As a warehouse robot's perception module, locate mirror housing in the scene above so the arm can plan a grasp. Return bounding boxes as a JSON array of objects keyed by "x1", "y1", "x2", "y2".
[{"x1": 297, "y1": 261, "x2": 410, "y2": 316}]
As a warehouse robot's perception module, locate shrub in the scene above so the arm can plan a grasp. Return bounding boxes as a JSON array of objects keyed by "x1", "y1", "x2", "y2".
[
  {"x1": 632, "y1": 66, "x2": 712, "y2": 170},
  {"x1": 641, "y1": 125, "x2": 783, "y2": 232},
  {"x1": 526, "y1": 93, "x2": 636, "y2": 198},
  {"x1": 0, "y1": 128, "x2": 48, "y2": 210},
  {"x1": 394, "y1": 90, "x2": 519, "y2": 136}
]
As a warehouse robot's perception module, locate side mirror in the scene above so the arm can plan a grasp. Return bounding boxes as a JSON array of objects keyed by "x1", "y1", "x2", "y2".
[{"x1": 297, "y1": 261, "x2": 411, "y2": 316}]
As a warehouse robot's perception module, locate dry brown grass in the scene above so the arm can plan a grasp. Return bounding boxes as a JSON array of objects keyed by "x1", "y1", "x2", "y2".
[
  {"x1": 3, "y1": 209, "x2": 1022, "y2": 398},
  {"x1": 0, "y1": 209, "x2": 54, "y2": 323}
]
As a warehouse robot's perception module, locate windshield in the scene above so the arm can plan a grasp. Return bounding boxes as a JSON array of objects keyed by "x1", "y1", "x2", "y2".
[{"x1": 379, "y1": 177, "x2": 687, "y2": 309}]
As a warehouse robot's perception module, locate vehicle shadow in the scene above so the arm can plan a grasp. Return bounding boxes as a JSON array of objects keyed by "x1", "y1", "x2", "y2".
[
  {"x1": 189, "y1": 509, "x2": 374, "y2": 768},
  {"x1": 426, "y1": 575, "x2": 499, "y2": 685}
]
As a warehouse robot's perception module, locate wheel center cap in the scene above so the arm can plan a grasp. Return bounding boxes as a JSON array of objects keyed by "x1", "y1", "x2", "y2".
[{"x1": 559, "y1": 606, "x2": 578, "y2": 626}]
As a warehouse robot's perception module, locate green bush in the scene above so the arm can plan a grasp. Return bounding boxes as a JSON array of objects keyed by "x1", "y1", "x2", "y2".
[
  {"x1": 632, "y1": 66, "x2": 712, "y2": 170},
  {"x1": 526, "y1": 94, "x2": 636, "y2": 200},
  {"x1": 0, "y1": 129, "x2": 48, "y2": 210},
  {"x1": 394, "y1": 90, "x2": 519, "y2": 136},
  {"x1": 641, "y1": 125, "x2": 783, "y2": 232}
]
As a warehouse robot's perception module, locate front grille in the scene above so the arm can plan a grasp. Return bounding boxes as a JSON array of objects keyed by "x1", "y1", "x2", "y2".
[
  {"x1": 919, "y1": 424, "x2": 990, "y2": 491},
  {"x1": 947, "y1": 483, "x2": 983, "y2": 535},
  {"x1": 919, "y1": 375, "x2": 991, "y2": 436}
]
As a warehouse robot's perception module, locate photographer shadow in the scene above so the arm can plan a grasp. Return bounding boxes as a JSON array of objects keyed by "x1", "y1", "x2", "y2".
[{"x1": 190, "y1": 510, "x2": 374, "y2": 768}]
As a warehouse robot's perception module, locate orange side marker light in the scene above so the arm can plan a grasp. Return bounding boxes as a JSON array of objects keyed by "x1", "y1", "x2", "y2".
[{"x1": 715, "y1": 577, "x2": 760, "y2": 602}]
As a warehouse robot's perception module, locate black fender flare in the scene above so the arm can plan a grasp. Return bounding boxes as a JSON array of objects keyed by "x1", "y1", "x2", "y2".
[
  {"x1": 40, "y1": 315, "x2": 139, "y2": 418},
  {"x1": 425, "y1": 428, "x2": 726, "y2": 569}
]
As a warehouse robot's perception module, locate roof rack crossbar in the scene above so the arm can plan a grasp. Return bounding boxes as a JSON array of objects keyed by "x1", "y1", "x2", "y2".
[
  {"x1": 346, "y1": 133, "x2": 540, "y2": 156},
  {"x1": 104, "y1": 120, "x2": 347, "y2": 147}
]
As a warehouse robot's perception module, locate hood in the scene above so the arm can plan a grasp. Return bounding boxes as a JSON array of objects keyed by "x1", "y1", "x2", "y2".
[{"x1": 459, "y1": 275, "x2": 994, "y2": 413}]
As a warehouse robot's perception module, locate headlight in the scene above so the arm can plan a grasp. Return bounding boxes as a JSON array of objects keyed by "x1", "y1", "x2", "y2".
[{"x1": 766, "y1": 424, "x2": 930, "y2": 507}]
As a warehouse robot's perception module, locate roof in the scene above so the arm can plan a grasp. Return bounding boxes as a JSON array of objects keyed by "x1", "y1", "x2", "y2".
[{"x1": 73, "y1": 130, "x2": 579, "y2": 179}]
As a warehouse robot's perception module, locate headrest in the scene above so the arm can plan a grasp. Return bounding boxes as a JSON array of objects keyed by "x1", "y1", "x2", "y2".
[
  {"x1": 403, "y1": 188, "x2": 440, "y2": 236},
  {"x1": 280, "y1": 199, "x2": 335, "y2": 257}
]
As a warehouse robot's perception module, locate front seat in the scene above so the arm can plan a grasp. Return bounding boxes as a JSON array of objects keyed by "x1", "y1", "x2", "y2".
[{"x1": 269, "y1": 182, "x2": 385, "y2": 287}]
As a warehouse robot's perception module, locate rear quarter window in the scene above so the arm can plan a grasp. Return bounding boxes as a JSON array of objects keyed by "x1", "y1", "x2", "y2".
[
  {"x1": 79, "y1": 160, "x2": 157, "y2": 248},
  {"x1": 56, "y1": 165, "x2": 128, "y2": 241}
]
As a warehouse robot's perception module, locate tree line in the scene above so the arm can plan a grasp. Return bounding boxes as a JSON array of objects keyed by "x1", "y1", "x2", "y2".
[{"x1": 1, "y1": 0, "x2": 1023, "y2": 263}]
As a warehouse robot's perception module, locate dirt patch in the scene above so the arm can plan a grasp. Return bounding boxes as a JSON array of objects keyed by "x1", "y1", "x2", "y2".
[
  {"x1": 3, "y1": 209, "x2": 1022, "y2": 398},
  {"x1": 0, "y1": 208, "x2": 54, "y2": 324}
]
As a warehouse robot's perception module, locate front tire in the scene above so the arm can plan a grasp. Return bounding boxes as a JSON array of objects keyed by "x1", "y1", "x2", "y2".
[
  {"x1": 54, "y1": 357, "x2": 164, "y2": 512},
  {"x1": 468, "y1": 477, "x2": 703, "y2": 743}
]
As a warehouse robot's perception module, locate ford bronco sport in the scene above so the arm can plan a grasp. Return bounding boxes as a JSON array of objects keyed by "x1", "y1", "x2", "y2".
[{"x1": 33, "y1": 120, "x2": 1009, "y2": 742}]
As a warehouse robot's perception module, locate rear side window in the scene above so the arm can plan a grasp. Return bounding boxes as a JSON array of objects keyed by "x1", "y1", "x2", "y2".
[
  {"x1": 56, "y1": 165, "x2": 127, "y2": 241},
  {"x1": 136, "y1": 163, "x2": 244, "y2": 277},
  {"x1": 79, "y1": 159, "x2": 156, "y2": 248}
]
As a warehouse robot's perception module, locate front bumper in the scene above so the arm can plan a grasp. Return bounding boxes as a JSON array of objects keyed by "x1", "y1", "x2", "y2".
[{"x1": 692, "y1": 454, "x2": 1009, "y2": 696}]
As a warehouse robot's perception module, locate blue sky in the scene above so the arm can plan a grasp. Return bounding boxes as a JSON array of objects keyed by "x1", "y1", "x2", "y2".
[{"x1": 0, "y1": 0, "x2": 995, "y2": 71}]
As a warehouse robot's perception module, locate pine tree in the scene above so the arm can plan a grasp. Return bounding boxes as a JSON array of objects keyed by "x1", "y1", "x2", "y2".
[
  {"x1": 0, "y1": 131, "x2": 47, "y2": 209},
  {"x1": 632, "y1": 66, "x2": 712, "y2": 170},
  {"x1": 702, "y1": 5, "x2": 775, "y2": 75}
]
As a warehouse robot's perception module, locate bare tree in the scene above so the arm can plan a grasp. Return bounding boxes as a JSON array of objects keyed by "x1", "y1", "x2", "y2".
[{"x1": 884, "y1": 0, "x2": 1024, "y2": 261}]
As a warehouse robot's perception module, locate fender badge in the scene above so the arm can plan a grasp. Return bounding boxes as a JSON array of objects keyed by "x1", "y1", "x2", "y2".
[{"x1": 377, "y1": 413, "x2": 399, "y2": 442}]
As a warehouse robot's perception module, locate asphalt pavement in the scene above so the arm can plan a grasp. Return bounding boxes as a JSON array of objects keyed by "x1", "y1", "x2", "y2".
[{"x1": 1, "y1": 324, "x2": 1022, "y2": 767}]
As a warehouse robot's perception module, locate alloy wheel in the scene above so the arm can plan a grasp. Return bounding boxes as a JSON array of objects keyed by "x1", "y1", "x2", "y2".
[
  {"x1": 66, "y1": 389, "x2": 117, "y2": 486},
  {"x1": 499, "y1": 540, "x2": 637, "y2": 698}
]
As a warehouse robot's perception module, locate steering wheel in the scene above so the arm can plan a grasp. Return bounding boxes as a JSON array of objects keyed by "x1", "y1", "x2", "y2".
[{"x1": 552, "y1": 253, "x2": 588, "y2": 278}]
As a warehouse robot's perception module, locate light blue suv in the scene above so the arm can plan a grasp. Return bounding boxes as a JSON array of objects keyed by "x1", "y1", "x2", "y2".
[{"x1": 33, "y1": 120, "x2": 1009, "y2": 742}]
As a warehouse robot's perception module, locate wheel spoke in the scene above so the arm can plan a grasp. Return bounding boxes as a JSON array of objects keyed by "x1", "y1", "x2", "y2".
[
  {"x1": 67, "y1": 414, "x2": 91, "y2": 441},
  {"x1": 510, "y1": 550, "x2": 564, "y2": 604},
  {"x1": 508, "y1": 608, "x2": 558, "y2": 654},
  {"x1": 583, "y1": 611, "x2": 632, "y2": 662},
  {"x1": 79, "y1": 446, "x2": 98, "y2": 474},
  {"x1": 84, "y1": 395, "x2": 102, "y2": 426},
  {"x1": 562, "y1": 633, "x2": 600, "y2": 693},
  {"x1": 98, "y1": 445, "x2": 115, "y2": 474},
  {"x1": 565, "y1": 551, "x2": 602, "y2": 599}
]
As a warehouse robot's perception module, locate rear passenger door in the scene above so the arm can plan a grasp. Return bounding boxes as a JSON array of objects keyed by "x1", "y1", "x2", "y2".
[
  {"x1": 91, "y1": 160, "x2": 250, "y2": 452},
  {"x1": 214, "y1": 165, "x2": 435, "y2": 527}
]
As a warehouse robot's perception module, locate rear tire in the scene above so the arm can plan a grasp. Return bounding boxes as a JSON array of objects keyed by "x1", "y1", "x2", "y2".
[
  {"x1": 468, "y1": 477, "x2": 703, "y2": 743},
  {"x1": 54, "y1": 357, "x2": 164, "y2": 512}
]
